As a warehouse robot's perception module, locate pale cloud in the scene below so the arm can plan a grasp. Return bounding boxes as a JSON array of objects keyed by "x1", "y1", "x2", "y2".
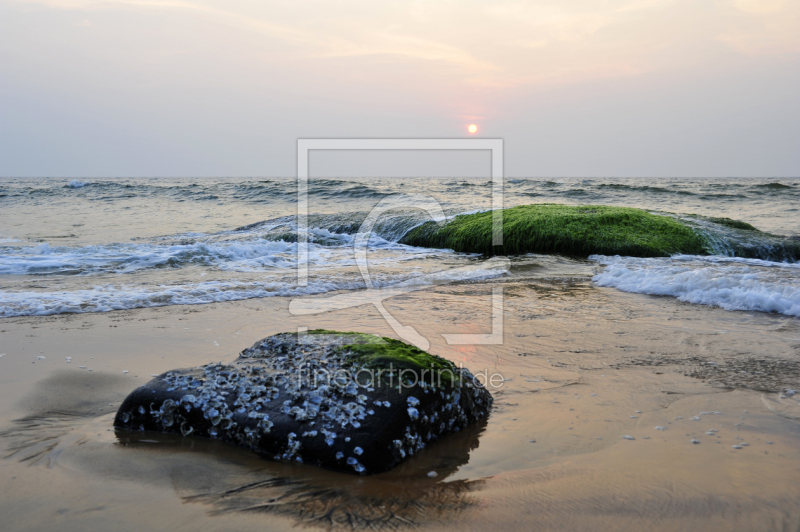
[
  {"x1": 488, "y1": 61, "x2": 646, "y2": 89},
  {"x1": 615, "y1": 0, "x2": 676, "y2": 13},
  {"x1": 501, "y1": 38, "x2": 549, "y2": 50},
  {"x1": 733, "y1": 0, "x2": 789, "y2": 14},
  {"x1": 718, "y1": 0, "x2": 800, "y2": 55},
  {"x1": 11, "y1": 0, "x2": 498, "y2": 73},
  {"x1": 7, "y1": 0, "x2": 800, "y2": 89},
  {"x1": 484, "y1": 3, "x2": 609, "y2": 43},
  {"x1": 315, "y1": 31, "x2": 499, "y2": 72},
  {"x1": 3, "y1": 0, "x2": 798, "y2": 177},
  {"x1": 718, "y1": 26, "x2": 800, "y2": 55}
]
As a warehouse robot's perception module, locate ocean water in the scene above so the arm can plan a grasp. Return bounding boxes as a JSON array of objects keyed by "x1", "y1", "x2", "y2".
[{"x1": 0, "y1": 176, "x2": 798, "y2": 318}]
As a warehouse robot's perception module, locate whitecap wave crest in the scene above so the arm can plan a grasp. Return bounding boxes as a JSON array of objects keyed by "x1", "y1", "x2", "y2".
[{"x1": 591, "y1": 255, "x2": 800, "y2": 317}]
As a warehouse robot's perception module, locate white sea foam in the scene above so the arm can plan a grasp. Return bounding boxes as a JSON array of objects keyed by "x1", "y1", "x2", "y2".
[
  {"x1": 0, "y1": 232, "x2": 435, "y2": 276},
  {"x1": 591, "y1": 255, "x2": 800, "y2": 317},
  {"x1": 0, "y1": 263, "x2": 506, "y2": 317},
  {"x1": 0, "y1": 279, "x2": 349, "y2": 317},
  {"x1": 67, "y1": 180, "x2": 87, "y2": 188},
  {"x1": 0, "y1": 219, "x2": 481, "y2": 316}
]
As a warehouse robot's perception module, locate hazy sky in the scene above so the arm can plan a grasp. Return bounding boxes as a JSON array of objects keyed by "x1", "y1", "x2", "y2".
[{"x1": 1, "y1": 0, "x2": 798, "y2": 177}]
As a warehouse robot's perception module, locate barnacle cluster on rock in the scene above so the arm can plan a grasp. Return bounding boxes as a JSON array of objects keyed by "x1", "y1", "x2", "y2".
[{"x1": 114, "y1": 330, "x2": 493, "y2": 474}]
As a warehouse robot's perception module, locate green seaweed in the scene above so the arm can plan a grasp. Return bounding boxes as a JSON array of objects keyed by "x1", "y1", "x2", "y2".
[
  {"x1": 307, "y1": 330, "x2": 459, "y2": 386},
  {"x1": 706, "y1": 217, "x2": 758, "y2": 231},
  {"x1": 305, "y1": 329, "x2": 385, "y2": 345},
  {"x1": 343, "y1": 338, "x2": 455, "y2": 371},
  {"x1": 401, "y1": 204, "x2": 707, "y2": 258},
  {"x1": 680, "y1": 215, "x2": 800, "y2": 261}
]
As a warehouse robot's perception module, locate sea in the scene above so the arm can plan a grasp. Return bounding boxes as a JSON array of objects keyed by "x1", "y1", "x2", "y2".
[{"x1": 0, "y1": 176, "x2": 798, "y2": 318}]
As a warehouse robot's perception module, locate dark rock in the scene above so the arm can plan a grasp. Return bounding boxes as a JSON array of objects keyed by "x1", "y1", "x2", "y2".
[{"x1": 114, "y1": 330, "x2": 492, "y2": 474}]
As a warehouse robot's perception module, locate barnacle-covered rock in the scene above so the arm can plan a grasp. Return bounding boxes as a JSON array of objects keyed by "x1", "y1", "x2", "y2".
[{"x1": 114, "y1": 330, "x2": 493, "y2": 474}]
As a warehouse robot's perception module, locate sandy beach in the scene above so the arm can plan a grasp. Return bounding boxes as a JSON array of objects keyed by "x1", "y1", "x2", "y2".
[
  {"x1": 3, "y1": 275, "x2": 800, "y2": 531},
  {"x1": 4, "y1": 0, "x2": 800, "y2": 528}
]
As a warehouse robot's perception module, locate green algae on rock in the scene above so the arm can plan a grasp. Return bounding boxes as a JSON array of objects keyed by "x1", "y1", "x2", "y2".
[
  {"x1": 400, "y1": 204, "x2": 800, "y2": 261},
  {"x1": 268, "y1": 330, "x2": 461, "y2": 386},
  {"x1": 679, "y1": 215, "x2": 800, "y2": 261},
  {"x1": 114, "y1": 331, "x2": 492, "y2": 475},
  {"x1": 702, "y1": 217, "x2": 758, "y2": 231},
  {"x1": 305, "y1": 330, "x2": 462, "y2": 386}
]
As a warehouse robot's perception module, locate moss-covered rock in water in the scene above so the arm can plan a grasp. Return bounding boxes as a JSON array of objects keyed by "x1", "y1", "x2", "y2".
[
  {"x1": 401, "y1": 204, "x2": 706, "y2": 257},
  {"x1": 400, "y1": 204, "x2": 800, "y2": 261},
  {"x1": 114, "y1": 331, "x2": 492, "y2": 475}
]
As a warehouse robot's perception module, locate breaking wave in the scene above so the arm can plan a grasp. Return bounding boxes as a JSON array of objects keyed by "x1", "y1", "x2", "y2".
[
  {"x1": 2, "y1": 176, "x2": 799, "y2": 318},
  {"x1": 591, "y1": 255, "x2": 800, "y2": 317}
]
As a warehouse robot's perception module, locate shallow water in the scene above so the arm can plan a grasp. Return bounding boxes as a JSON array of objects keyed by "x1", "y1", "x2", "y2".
[
  {"x1": 1, "y1": 176, "x2": 800, "y2": 530},
  {"x1": 1, "y1": 176, "x2": 799, "y2": 318}
]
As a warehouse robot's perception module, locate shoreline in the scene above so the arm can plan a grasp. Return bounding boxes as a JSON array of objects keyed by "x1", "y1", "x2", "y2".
[{"x1": 2, "y1": 280, "x2": 800, "y2": 530}]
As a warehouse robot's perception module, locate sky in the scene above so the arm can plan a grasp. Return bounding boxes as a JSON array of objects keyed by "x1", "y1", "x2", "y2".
[{"x1": 1, "y1": 0, "x2": 798, "y2": 178}]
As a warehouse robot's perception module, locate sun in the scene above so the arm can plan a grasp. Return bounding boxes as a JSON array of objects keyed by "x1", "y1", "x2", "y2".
[{"x1": 467, "y1": 124, "x2": 478, "y2": 134}]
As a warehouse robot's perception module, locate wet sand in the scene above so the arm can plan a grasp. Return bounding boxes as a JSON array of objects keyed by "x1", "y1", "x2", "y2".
[{"x1": 2, "y1": 277, "x2": 800, "y2": 531}]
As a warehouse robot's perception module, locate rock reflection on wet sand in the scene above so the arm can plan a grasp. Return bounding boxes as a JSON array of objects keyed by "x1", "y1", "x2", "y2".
[
  {"x1": 1, "y1": 369, "x2": 490, "y2": 529},
  {"x1": 122, "y1": 420, "x2": 488, "y2": 529}
]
